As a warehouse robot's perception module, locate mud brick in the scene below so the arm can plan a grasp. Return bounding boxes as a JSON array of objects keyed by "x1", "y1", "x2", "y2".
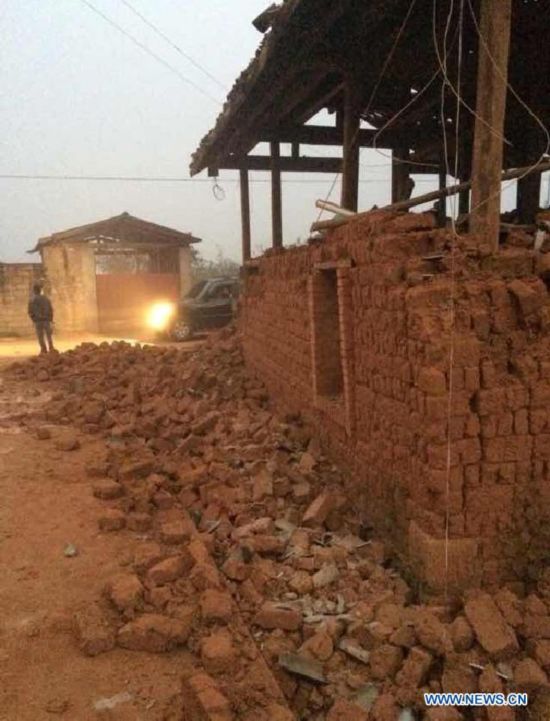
[
  {"x1": 92, "y1": 479, "x2": 124, "y2": 500},
  {"x1": 477, "y1": 388, "x2": 507, "y2": 415},
  {"x1": 496, "y1": 413, "x2": 514, "y2": 436},
  {"x1": 481, "y1": 360, "x2": 497, "y2": 388},
  {"x1": 531, "y1": 382, "x2": 550, "y2": 408},
  {"x1": 508, "y1": 278, "x2": 548, "y2": 316},
  {"x1": 456, "y1": 438, "x2": 482, "y2": 465},
  {"x1": 417, "y1": 367, "x2": 447, "y2": 396},
  {"x1": 182, "y1": 672, "x2": 233, "y2": 721},
  {"x1": 464, "y1": 593, "x2": 519, "y2": 659},
  {"x1": 530, "y1": 409, "x2": 547, "y2": 434},
  {"x1": 534, "y1": 435, "x2": 550, "y2": 460},
  {"x1": 464, "y1": 464, "x2": 480, "y2": 488},
  {"x1": 147, "y1": 554, "x2": 193, "y2": 586},
  {"x1": 481, "y1": 416, "x2": 497, "y2": 438},
  {"x1": 98, "y1": 509, "x2": 126, "y2": 532},
  {"x1": 73, "y1": 604, "x2": 115, "y2": 656},
  {"x1": 117, "y1": 613, "x2": 192, "y2": 653},
  {"x1": 514, "y1": 409, "x2": 529, "y2": 435},
  {"x1": 302, "y1": 492, "x2": 337, "y2": 526},
  {"x1": 464, "y1": 366, "x2": 480, "y2": 391},
  {"x1": 118, "y1": 458, "x2": 154, "y2": 480},
  {"x1": 254, "y1": 602, "x2": 302, "y2": 631},
  {"x1": 465, "y1": 414, "x2": 481, "y2": 437},
  {"x1": 200, "y1": 589, "x2": 233, "y2": 623},
  {"x1": 483, "y1": 436, "x2": 532, "y2": 463}
]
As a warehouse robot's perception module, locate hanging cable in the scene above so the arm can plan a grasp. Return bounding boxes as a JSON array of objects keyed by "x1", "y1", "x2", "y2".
[
  {"x1": 315, "y1": 0, "x2": 421, "y2": 222},
  {"x1": 464, "y1": 0, "x2": 550, "y2": 221},
  {"x1": 119, "y1": 0, "x2": 227, "y2": 92},
  {"x1": 434, "y1": 0, "x2": 464, "y2": 603},
  {"x1": 77, "y1": 0, "x2": 222, "y2": 106},
  {"x1": 211, "y1": 178, "x2": 226, "y2": 200}
]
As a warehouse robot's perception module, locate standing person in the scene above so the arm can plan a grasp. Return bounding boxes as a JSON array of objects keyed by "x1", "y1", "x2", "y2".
[{"x1": 28, "y1": 284, "x2": 55, "y2": 354}]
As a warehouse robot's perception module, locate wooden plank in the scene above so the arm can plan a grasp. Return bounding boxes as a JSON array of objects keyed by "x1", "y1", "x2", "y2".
[
  {"x1": 341, "y1": 81, "x2": 361, "y2": 211},
  {"x1": 310, "y1": 161, "x2": 550, "y2": 232},
  {"x1": 470, "y1": 0, "x2": 512, "y2": 251},
  {"x1": 210, "y1": 155, "x2": 343, "y2": 174},
  {"x1": 271, "y1": 142, "x2": 283, "y2": 249},
  {"x1": 239, "y1": 167, "x2": 252, "y2": 262},
  {"x1": 259, "y1": 125, "x2": 399, "y2": 148}
]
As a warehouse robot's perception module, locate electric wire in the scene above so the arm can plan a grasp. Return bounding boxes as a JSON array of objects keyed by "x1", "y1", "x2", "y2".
[
  {"x1": 435, "y1": 0, "x2": 463, "y2": 603},
  {"x1": 78, "y1": 0, "x2": 222, "y2": 106},
  {"x1": 315, "y1": 0, "x2": 421, "y2": 222},
  {"x1": 119, "y1": 0, "x2": 227, "y2": 92},
  {"x1": 464, "y1": 0, "x2": 550, "y2": 220},
  {"x1": 0, "y1": 173, "x2": 437, "y2": 186}
]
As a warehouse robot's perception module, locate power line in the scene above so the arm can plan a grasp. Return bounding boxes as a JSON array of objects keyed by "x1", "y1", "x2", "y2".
[
  {"x1": 78, "y1": 0, "x2": 222, "y2": 106},
  {"x1": 0, "y1": 172, "x2": 437, "y2": 185},
  {"x1": 119, "y1": 0, "x2": 227, "y2": 92}
]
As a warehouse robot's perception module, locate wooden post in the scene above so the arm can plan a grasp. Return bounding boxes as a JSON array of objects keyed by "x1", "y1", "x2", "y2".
[
  {"x1": 517, "y1": 172, "x2": 541, "y2": 224},
  {"x1": 239, "y1": 167, "x2": 251, "y2": 262},
  {"x1": 438, "y1": 158, "x2": 447, "y2": 227},
  {"x1": 470, "y1": 0, "x2": 512, "y2": 250},
  {"x1": 341, "y1": 81, "x2": 361, "y2": 212},
  {"x1": 270, "y1": 141, "x2": 283, "y2": 249},
  {"x1": 392, "y1": 147, "x2": 412, "y2": 203},
  {"x1": 459, "y1": 184, "x2": 470, "y2": 216}
]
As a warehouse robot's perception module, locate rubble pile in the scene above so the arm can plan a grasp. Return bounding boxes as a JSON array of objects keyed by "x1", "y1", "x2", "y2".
[{"x1": 9, "y1": 332, "x2": 550, "y2": 720}]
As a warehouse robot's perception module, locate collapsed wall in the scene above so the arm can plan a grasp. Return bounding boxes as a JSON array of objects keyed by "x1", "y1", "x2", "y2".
[{"x1": 240, "y1": 211, "x2": 550, "y2": 592}]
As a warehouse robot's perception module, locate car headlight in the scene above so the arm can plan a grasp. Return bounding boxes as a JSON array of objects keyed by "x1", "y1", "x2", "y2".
[{"x1": 146, "y1": 301, "x2": 176, "y2": 331}]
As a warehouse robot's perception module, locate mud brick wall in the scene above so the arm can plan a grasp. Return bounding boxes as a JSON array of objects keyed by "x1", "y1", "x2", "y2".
[
  {"x1": 240, "y1": 210, "x2": 550, "y2": 593},
  {"x1": 41, "y1": 243, "x2": 98, "y2": 333},
  {"x1": 0, "y1": 263, "x2": 45, "y2": 335}
]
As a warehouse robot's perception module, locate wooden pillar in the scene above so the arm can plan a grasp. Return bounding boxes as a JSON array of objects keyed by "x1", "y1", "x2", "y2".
[
  {"x1": 459, "y1": 184, "x2": 470, "y2": 217},
  {"x1": 470, "y1": 0, "x2": 512, "y2": 250},
  {"x1": 438, "y1": 160, "x2": 447, "y2": 227},
  {"x1": 239, "y1": 167, "x2": 251, "y2": 262},
  {"x1": 270, "y1": 142, "x2": 283, "y2": 249},
  {"x1": 517, "y1": 172, "x2": 541, "y2": 224},
  {"x1": 392, "y1": 146, "x2": 412, "y2": 203},
  {"x1": 341, "y1": 81, "x2": 361, "y2": 212}
]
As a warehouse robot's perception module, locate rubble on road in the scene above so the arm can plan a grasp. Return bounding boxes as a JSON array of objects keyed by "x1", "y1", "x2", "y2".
[{"x1": 8, "y1": 329, "x2": 550, "y2": 720}]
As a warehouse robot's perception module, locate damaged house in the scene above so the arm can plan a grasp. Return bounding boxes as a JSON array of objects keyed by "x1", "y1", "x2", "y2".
[{"x1": 190, "y1": 0, "x2": 550, "y2": 592}]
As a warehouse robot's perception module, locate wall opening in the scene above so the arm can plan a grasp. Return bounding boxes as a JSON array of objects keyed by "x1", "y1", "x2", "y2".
[{"x1": 311, "y1": 269, "x2": 344, "y2": 398}]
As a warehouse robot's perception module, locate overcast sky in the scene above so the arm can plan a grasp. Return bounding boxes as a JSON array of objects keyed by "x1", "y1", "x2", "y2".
[{"x1": 1, "y1": 1, "x2": 547, "y2": 264}]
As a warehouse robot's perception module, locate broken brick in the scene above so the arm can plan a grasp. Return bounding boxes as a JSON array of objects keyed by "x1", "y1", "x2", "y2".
[
  {"x1": 98, "y1": 508, "x2": 126, "y2": 532},
  {"x1": 465, "y1": 593, "x2": 519, "y2": 659},
  {"x1": 92, "y1": 479, "x2": 124, "y2": 500},
  {"x1": 200, "y1": 589, "x2": 233, "y2": 623},
  {"x1": 254, "y1": 603, "x2": 302, "y2": 631},
  {"x1": 117, "y1": 613, "x2": 191, "y2": 652},
  {"x1": 302, "y1": 492, "x2": 337, "y2": 527}
]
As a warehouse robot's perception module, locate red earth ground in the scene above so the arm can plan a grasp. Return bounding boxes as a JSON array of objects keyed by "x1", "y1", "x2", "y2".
[{"x1": 0, "y1": 362, "x2": 195, "y2": 721}]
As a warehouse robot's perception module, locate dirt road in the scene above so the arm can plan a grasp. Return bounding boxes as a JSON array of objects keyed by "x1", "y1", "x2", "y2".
[{"x1": 0, "y1": 373, "x2": 192, "y2": 721}]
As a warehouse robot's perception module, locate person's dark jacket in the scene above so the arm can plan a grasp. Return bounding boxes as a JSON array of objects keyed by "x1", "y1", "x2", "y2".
[{"x1": 28, "y1": 294, "x2": 54, "y2": 323}]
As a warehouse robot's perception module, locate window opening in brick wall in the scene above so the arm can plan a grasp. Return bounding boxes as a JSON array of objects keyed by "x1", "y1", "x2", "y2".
[{"x1": 312, "y1": 269, "x2": 344, "y2": 398}]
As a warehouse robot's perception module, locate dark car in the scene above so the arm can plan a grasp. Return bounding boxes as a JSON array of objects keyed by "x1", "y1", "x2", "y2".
[{"x1": 168, "y1": 276, "x2": 239, "y2": 341}]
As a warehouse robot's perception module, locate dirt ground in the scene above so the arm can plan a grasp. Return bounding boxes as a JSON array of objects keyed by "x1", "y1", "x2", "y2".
[
  {"x1": 0, "y1": 333, "x2": 204, "y2": 362},
  {"x1": 0, "y1": 361, "x2": 196, "y2": 720}
]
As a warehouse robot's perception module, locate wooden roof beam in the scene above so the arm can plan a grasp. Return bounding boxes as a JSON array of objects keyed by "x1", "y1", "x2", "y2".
[{"x1": 209, "y1": 155, "x2": 343, "y2": 174}]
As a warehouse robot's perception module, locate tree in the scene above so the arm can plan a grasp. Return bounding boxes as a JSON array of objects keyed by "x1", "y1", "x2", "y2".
[{"x1": 191, "y1": 246, "x2": 240, "y2": 282}]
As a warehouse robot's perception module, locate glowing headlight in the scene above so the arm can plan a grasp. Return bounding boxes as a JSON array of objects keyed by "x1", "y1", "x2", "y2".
[{"x1": 147, "y1": 301, "x2": 176, "y2": 331}]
